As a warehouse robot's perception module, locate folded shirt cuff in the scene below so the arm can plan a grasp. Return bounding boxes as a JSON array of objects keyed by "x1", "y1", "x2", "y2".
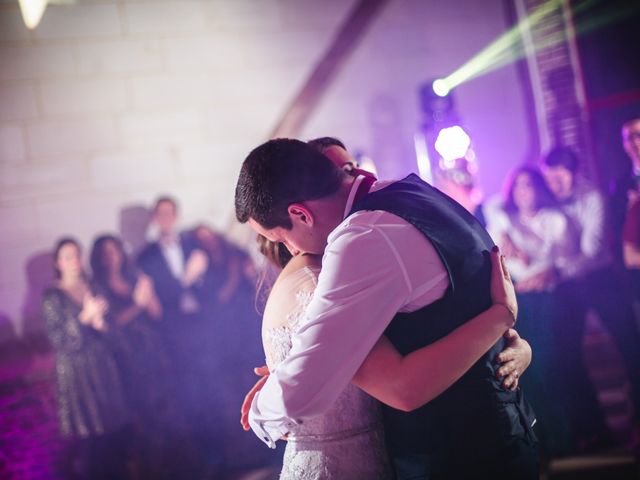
[
  {"x1": 248, "y1": 394, "x2": 298, "y2": 448},
  {"x1": 249, "y1": 416, "x2": 291, "y2": 449}
]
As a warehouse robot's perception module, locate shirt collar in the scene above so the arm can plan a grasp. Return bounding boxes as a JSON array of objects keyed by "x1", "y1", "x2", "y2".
[
  {"x1": 159, "y1": 233, "x2": 180, "y2": 248},
  {"x1": 343, "y1": 175, "x2": 365, "y2": 219}
]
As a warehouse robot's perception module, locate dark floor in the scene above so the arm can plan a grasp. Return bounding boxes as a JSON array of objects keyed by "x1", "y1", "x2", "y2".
[
  {"x1": 0, "y1": 339, "x2": 283, "y2": 480},
  {"x1": 1, "y1": 313, "x2": 639, "y2": 480}
]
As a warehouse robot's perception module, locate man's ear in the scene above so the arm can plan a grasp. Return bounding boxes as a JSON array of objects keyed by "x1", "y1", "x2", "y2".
[{"x1": 288, "y1": 203, "x2": 314, "y2": 227}]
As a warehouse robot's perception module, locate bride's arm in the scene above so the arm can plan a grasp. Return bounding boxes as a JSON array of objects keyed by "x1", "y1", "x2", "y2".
[{"x1": 352, "y1": 248, "x2": 524, "y2": 412}]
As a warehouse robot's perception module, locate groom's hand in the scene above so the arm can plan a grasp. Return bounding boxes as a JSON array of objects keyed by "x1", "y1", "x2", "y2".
[
  {"x1": 495, "y1": 329, "x2": 531, "y2": 390},
  {"x1": 241, "y1": 366, "x2": 270, "y2": 431}
]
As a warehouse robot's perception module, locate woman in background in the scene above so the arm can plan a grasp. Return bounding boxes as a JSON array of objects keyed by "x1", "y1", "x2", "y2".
[
  {"x1": 90, "y1": 234, "x2": 162, "y2": 328},
  {"x1": 42, "y1": 237, "x2": 131, "y2": 479},
  {"x1": 90, "y1": 234, "x2": 174, "y2": 477},
  {"x1": 487, "y1": 164, "x2": 576, "y2": 456}
]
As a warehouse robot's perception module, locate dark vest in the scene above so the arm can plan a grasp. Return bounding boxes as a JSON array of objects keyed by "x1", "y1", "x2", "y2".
[{"x1": 350, "y1": 174, "x2": 534, "y2": 461}]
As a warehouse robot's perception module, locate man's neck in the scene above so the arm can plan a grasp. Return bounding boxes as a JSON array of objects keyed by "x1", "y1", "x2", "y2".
[
  {"x1": 304, "y1": 176, "x2": 358, "y2": 248},
  {"x1": 338, "y1": 175, "x2": 360, "y2": 218}
]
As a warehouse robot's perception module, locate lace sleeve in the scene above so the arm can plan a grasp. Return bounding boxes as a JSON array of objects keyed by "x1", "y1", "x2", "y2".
[{"x1": 262, "y1": 267, "x2": 319, "y2": 370}]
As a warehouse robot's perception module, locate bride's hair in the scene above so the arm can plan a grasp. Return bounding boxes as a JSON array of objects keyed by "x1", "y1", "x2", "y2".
[
  {"x1": 254, "y1": 234, "x2": 293, "y2": 314},
  {"x1": 257, "y1": 234, "x2": 292, "y2": 269}
]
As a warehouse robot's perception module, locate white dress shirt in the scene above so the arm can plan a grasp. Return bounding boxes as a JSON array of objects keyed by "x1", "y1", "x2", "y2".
[
  {"x1": 559, "y1": 181, "x2": 611, "y2": 279},
  {"x1": 486, "y1": 206, "x2": 576, "y2": 284},
  {"x1": 159, "y1": 235, "x2": 185, "y2": 279},
  {"x1": 249, "y1": 177, "x2": 450, "y2": 447},
  {"x1": 159, "y1": 235, "x2": 200, "y2": 313}
]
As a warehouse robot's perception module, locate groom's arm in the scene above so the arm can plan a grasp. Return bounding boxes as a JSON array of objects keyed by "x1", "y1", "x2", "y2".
[{"x1": 248, "y1": 214, "x2": 449, "y2": 447}]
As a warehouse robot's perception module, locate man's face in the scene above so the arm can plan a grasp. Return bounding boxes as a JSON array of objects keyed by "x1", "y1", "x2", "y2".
[
  {"x1": 542, "y1": 164, "x2": 574, "y2": 200},
  {"x1": 622, "y1": 119, "x2": 640, "y2": 170},
  {"x1": 248, "y1": 217, "x2": 321, "y2": 257},
  {"x1": 154, "y1": 201, "x2": 177, "y2": 235}
]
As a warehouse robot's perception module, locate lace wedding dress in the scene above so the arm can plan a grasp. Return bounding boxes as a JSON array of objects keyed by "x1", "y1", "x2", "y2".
[{"x1": 263, "y1": 266, "x2": 392, "y2": 480}]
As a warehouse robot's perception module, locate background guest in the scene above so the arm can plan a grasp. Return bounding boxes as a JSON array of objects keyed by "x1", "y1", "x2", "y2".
[
  {"x1": 42, "y1": 237, "x2": 131, "y2": 480},
  {"x1": 541, "y1": 147, "x2": 640, "y2": 451},
  {"x1": 135, "y1": 196, "x2": 217, "y2": 473},
  {"x1": 192, "y1": 224, "x2": 246, "y2": 315},
  {"x1": 486, "y1": 164, "x2": 575, "y2": 456},
  {"x1": 90, "y1": 234, "x2": 175, "y2": 477},
  {"x1": 622, "y1": 118, "x2": 640, "y2": 297},
  {"x1": 137, "y1": 196, "x2": 208, "y2": 323},
  {"x1": 189, "y1": 223, "x2": 267, "y2": 472}
]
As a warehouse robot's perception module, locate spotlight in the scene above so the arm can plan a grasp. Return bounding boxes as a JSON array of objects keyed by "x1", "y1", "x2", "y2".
[
  {"x1": 434, "y1": 125, "x2": 471, "y2": 162},
  {"x1": 432, "y1": 79, "x2": 451, "y2": 97}
]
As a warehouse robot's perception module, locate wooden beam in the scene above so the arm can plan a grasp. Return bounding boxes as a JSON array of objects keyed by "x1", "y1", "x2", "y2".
[{"x1": 269, "y1": 0, "x2": 389, "y2": 139}]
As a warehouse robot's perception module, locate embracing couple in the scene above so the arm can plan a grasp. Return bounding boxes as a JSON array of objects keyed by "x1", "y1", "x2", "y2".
[{"x1": 234, "y1": 138, "x2": 539, "y2": 479}]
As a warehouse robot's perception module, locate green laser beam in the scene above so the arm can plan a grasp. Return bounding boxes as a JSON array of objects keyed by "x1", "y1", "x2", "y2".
[
  {"x1": 441, "y1": 0, "x2": 634, "y2": 91},
  {"x1": 443, "y1": 0, "x2": 565, "y2": 89},
  {"x1": 442, "y1": 0, "x2": 602, "y2": 90}
]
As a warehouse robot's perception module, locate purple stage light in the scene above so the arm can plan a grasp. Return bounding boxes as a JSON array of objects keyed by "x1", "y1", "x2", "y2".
[{"x1": 434, "y1": 125, "x2": 471, "y2": 162}]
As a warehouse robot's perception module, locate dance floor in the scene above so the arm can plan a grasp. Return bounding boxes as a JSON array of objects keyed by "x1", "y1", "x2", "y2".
[{"x1": 0, "y1": 313, "x2": 638, "y2": 479}]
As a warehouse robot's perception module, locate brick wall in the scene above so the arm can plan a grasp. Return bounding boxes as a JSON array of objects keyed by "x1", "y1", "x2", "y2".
[{"x1": 0, "y1": 0, "x2": 530, "y2": 339}]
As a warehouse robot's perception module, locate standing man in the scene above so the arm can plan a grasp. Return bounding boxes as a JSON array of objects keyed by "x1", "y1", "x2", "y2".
[
  {"x1": 541, "y1": 147, "x2": 640, "y2": 452},
  {"x1": 137, "y1": 196, "x2": 220, "y2": 471},
  {"x1": 235, "y1": 138, "x2": 538, "y2": 479},
  {"x1": 137, "y1": 196, "x2": 208, "y2": 321}
]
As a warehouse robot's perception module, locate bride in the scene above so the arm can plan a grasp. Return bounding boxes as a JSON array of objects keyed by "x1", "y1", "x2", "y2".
[{"x1": 243, "y1": 234, "x2": 529, "y2": 479}]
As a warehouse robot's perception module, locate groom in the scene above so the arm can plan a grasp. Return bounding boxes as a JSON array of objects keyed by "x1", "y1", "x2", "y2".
[{"x1": 235, "y1": 138, "x2": 538, "y2": 479}]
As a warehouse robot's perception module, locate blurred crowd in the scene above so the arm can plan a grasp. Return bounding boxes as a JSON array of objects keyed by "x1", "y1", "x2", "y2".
[
  {"x1": 41, "y1": 196, "x2": 273, "y2": 479},
  {"x1": 439, "y1": 117, "x2": 640, "y2": 459}
]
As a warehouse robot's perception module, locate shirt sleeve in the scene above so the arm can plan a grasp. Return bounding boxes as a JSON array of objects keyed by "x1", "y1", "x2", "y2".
[
  {"x1": 579, "y1": 190, "x2": 607, "y2": 258},
  {"x1": 248, "y1": 214, "x2": 447, "y2": 447},
  {"x1": 549, "y1": 211, "x2": 573, "y2": 271},
  {"x1": 485, "y1": 206, "x2": 508, "y2": 246},
  {"x1": 561, "y1": 189, "x2": 608, "y2": 278}
]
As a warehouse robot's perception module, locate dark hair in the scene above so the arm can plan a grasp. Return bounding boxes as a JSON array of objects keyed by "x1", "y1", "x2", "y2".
[
  {"x1": 503, "y1": 165, "x2": 557, "y2": 214},
  {"x1": 257, "y1": 234, "x2": 292, "y2": 269},
  {"x1": 541, "y1": 146, "x2": 580, "y2": 173},
  {"x1": 53, "y1": 237, "x2": 81, "y2": 279},
  {"x1": 307, "y1": 137, "x2": 347, "y2": 152},
  {"x1": 154, "y1": 195, "x2": 178, "y2": 213},
  {"x1": 622, "y1": 117, "x2": 640, "y2": 135},
  {"x1": 90, "y1": 234, "x2": 133, "y2": 288},
  {"x1": 622, "y1": 117, "x2": 640, "y2": 127},
  {"x1": 235, "y1": 138, "x2": 346, "y2": 229}
]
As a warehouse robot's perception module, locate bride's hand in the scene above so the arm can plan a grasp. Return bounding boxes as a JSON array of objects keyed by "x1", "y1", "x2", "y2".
[
  {"x1": 241, "y1": 365, "x2": 270, "y2": 431},
  {"x1": 490, "y1": 246, "x2": 517, "y2": 325}
]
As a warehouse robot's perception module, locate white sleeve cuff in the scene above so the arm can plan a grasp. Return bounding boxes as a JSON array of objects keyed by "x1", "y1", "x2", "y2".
[{"x1": 248, "y1": 393, "x2": 297, "y2": 449}]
